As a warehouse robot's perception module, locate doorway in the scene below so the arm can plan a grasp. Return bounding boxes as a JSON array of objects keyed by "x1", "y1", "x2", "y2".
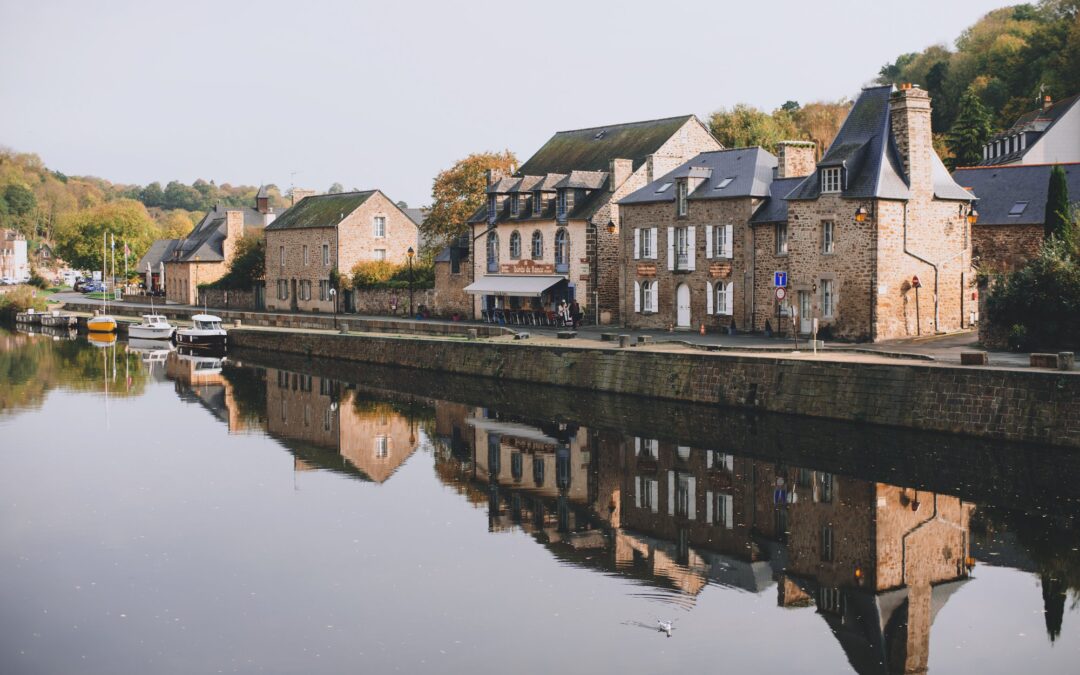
[
  {"x1": 798, "y1": 290, "x2": 812, "y2": 334},
  {"x1": 676, "y1": 284, "x2": 691, "y2": 328}
]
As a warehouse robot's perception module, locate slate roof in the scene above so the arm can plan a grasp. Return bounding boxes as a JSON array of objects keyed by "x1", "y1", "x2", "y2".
[
  {"x1": 517, "y1": 115, "x2": 699, "y2": 175},
  {"x1": 787, "y1": 85, "x2": 971, "y2": 202},
  {"x1": 620, "y1": 148, "x2": 778, "y2": 205},
  {"x1": 952, "y1": 163, "x2": 1080, "y2": 225},
  {"x1": 256, "y1": 185, "x2": 271, "y2": 199},
  {"x1": 978, "y1": 93, "x2": 1080, "y2": 166},
  {"x1": 403, "y1": 207, "x2": 427, "y2": 226},
  {"x1": 138, "y1": 238, "x2": 181, "y2": 269},
  {"x1": 264, "y1": 191, "x2": 376, "y2": 230},
  {"x1": 749, "y1": 177, "x2": 806, "y2": 224},
  {"x1": 170, "y1": 205, "x2": 279, "y2": 263}
]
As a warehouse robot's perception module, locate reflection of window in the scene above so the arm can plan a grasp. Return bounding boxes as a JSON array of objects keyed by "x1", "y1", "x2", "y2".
[
  {"x1": 674, "y1": 473, "x2": 695, "y2": 520},
  {"x1": 774, "y1": 507, "x2": 788, "y2": 543},
  {"x1": 818, "y1": 472, "x2": 834, "y2": 503},
  {"x1": 676, "y1": 446, "x2": 691, "y2": 461},
  {"x1": 375, "y1": 436, "x2": 389, "y2": 459},
  {"x1": 821, "y1": 524, "x2": 834, "y2": 561},
  {"x1": 323, "y1": 409, "x2": 333, "y2": 432},
  {"x1": 635, "y1": 477, "x2": 658, "y2": 513},
  {"x1": 711, "y1": 492, "x2": 733, "y2": 529},
  {"x1": 819, "y1": 587, "x2": 845, "y2": 615},
  {"x1": 533, "y1": 456, "x2": 545, "y2": 486},
  {"x1": 708, "y1": 451, "x2": 733, "y2": 472},
  {"x1": 303, "y1": 404, "x2": 311, "y2": 427},
  {"x1": 280, "y1": 399, "x2": 287, "y2": 421},
  {"x1": 634, "y1": 437, "x2": 658, "y2": 459},
  {"x1": 511, "y1": 452, "x2": 523, "y2": 481}
]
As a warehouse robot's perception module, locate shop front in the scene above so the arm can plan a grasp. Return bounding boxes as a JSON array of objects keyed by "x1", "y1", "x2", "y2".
[{"x1": 464, "y1": 275, "x2": 571, "y2": 325}]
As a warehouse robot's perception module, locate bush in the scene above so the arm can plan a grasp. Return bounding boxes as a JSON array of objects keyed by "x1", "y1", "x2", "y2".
[
  {"x1": 0, "y1": 286, "x2": 48, "y2": 320},
  {"x1": 986, "y1": 239, "x2": 1080, "y2": 352},
  {"x1": 27, "y1": 269, "x2": 48, "y2": 289},
  {"x1": 351, "y1": 260, "x2": 434, "y2": 289},
  {"x1": 209, "y1": 235, "x2": 264, "y2": 290}
]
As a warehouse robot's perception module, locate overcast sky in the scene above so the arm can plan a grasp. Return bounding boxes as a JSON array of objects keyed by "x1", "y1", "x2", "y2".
[{"x1": 1, "y1": 0, "x2": 1011, "y2": 207}]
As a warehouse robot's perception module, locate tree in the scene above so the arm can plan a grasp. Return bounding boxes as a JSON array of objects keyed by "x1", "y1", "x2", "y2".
[
  {"x1": 946, "y1": 89, "x2": 994, "y2": 169},
  {"x1": 54, "y1": 199, "x2": 157, "y2": 272},
  {"x1": 327, "y1": 182, "x2": 344, "y2": 194},
  {"x1": 139, "y1": 182, "x2": 164, "y2": 208},
  {"x1": 212, "y1": 234, "x2": 264, "y2": 289},
  {"x1": 791, "y1": 101, "x2": 851, "y2": 158},
  {"x1": 4, "y1": 183, "x2": 36, "y2": 216},
  {"x1": 1044, "y1": 164, "x2": 1072, "y2": 243},
  {"x1": 159, "y1": 209, "x2": 195, "y2": 239},
  {"x1": 424, "y1": 150, "x2": 517, "y2": 249},
  {"x1": 708, "y1": 104, "x2": 801, "y2": 152}
]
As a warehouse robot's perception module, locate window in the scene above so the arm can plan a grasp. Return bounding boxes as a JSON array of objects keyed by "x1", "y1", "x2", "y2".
[
  {"x1": 636, "y1": 477, "x2": 659, "y2": 513},
  {"x1": 635, "y1": 437, "x2": 658, "y2": 459},
  {"x1": 319, "y1": 279, "x2": 330, "y2": 301},
  {"x1": 322, "y1": 243, "x2": 330, "y2": 266},
  {"x1": 531, "y1": 231, "x2": 543, "y2": 259},
  {"x1": 299, "y1": 280, "x2": 311, "y2": 301},
  {"x1": 817, "y1": 472, "x2": 834, "y2": 503},
  {"x1": 655, "y1": 182, "x2": 673, "y2": 193},
  {"x1": 636, "y1": 228, "x2": 653, "y2": 259},
  {"x1": 822, "y1": 221, "x2": 834, "y2": 254},
  {"x1": 821, "y1": 279, "x2": 834, "y2": 318},
  {"x1": 487, "y1": 195, "x2": 497, "y2": 222},
  {"x1": 675, "y1": 474, "x2": 694, "y2": 519},
  {"x1": 302, "y1": 245, "x2": 309, "y2": 266},
  {"x1": 821, "y1": 167, "x2": 842, "y2": 193},
  {"x1": 714, "y1": 177, "x2": 735, "y2": 190},
  {"x1": 533, "y1": 190, "x2": 542, "y2": 215},
  {"x1": 776, "y1": 223, "x2": 788, "y2": 255},
  {"x1": 1009, "y1": 201, "x2": 1028, "y2": 216},
  {"x1": 674, "y1": 226, "x2": 689, "y2": 269},
  {"x1": 374, "y1": 436, "x2": 389, "y2": 459},
  {"x1": 636, "y1": 280, "x2": 657, "y2": 313},
  {"x1": 557, "y1": 190, "x2": 568, "y2": 220},
  {"x1": 373, "y1": 216, "x2": 386, "y2": 238},
  {"x1": 821, "y1": 524, "x2": 834, "y2": 562},
  {"x1": 712, "y1": 224, "x2": 733, "y2": 258},
  {"x1": 712, "y1": 492, "x2": 733, "y2": 529},
  {"x1": 373, "y1": 249, "x2": 386, "y2": 261},
  {"x1": 509, "y1": 230, "x2": 521, "y2": 259},
  {"x1": 714, "y1": 281, "x2": 733, "y2": 315},
  {"x1": 554, "y1": 228, "x2": 569, "y2": 273},
  {"x1": 279, "y1": 245, "x2": 285, "y2": 268},
  {"x1": 277, "y1": 279, "x2": 288, "y2": 300},
  {"x1": 486, "y1": 231, "x2": 499, "y2": 272},
  {"x1": 510, "y1": 195, "x2": 519, "y2": 217},
  {"x1": 533, "y1": 456, "x2": 545, "y2": 486},
  {"x1": 676, "y1": 180, "x2": 688, "y2": 216}
]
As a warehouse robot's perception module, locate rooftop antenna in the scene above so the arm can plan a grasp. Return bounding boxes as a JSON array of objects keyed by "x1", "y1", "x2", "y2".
[
  {"x1": 289, "y1": 169, "x2": 302, "y2": 192},
  {"x1": 1037, "y1": 83, "x2": 1046, "y2": 103}
]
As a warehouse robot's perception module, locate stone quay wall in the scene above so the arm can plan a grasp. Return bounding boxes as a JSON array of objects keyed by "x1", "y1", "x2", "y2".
[{"x1": 228, "y1": 329, "x2": 1080, "y2": 448}]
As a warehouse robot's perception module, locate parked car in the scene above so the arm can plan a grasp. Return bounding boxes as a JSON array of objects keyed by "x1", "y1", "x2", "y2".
[
  {"x1": 1, "y1": 277, "x2": 17, "y2": 286},
  {"x1": 82, "y1": 281, "x2": 105, "y2": 294},
  {"x1": 73, "y1": 278, "x2": 89, "y2": 292}
]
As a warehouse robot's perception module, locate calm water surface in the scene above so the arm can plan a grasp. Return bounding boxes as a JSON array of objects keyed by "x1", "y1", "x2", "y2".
[{"x1": 1, "y1": 327, "x2": 1079, "y2": 674}]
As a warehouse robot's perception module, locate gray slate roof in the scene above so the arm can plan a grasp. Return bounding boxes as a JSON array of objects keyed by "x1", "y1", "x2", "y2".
[
  {"x1": 952, "y1": 163, "x2": 1080, "y2": 225},
  {"x1": 749, "y1": 177, "x2": 806, "y2": 224},
  {"x1": 978, "y1": 93, "x2": 1080, "y2": 166},
  {"x1": 620, "y1": 148, "x2": 777, "y2": 205},
  {"x1": 172, "y1": 205, "x2": 278, "y2": 262},
  {"x1": 403, "y1": 207, "x2": 427, "y2": 226},
  {"x1": 786, "y1": 85, "x2": 971, "y2": 202},
  {"x1": 138, "y1": 238, "x2": 180, "y2": 269}
]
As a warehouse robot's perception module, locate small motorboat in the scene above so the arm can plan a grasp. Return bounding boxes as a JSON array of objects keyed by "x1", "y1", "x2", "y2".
[
  {"x1": 87, "y1": 312, "x2": 117, "y2": 333},
  {"x1": 175, "y1": 313, "x2": 227, "y2": 350},
  {"x1": 128, "y1": 314, "x2": 176, "y2": 340}
]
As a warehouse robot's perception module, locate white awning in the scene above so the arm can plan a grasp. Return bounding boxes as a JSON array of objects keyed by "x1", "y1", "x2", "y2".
[{"x1": 463, "y1": 275, "x2": 566, "y2": 297}]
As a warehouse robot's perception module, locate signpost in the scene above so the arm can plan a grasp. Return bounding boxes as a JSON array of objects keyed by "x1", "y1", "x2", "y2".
[
  {"x1": 774, "y1": 274, "x2": 787, "y2": 339},
  {"x1": 912, "y1": 275, "x2": 922, "y2": 336},
  {"x1": 773, "y1": 271, "x2": 787, "y2": 288}
]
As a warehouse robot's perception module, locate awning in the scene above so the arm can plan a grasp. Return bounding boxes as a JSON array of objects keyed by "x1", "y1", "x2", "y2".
[{"x1": 463, "y1": 275, "x2": 566, "y2": 297}]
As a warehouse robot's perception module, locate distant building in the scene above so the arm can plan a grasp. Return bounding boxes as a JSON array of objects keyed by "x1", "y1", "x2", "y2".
[
  {"x1": 954, "y1": 163, "x2": 1080, "y2": 272},
  {"x1": 977, "y1": 93, "x2": 1080, "y2": 167},
  {"x1": 0, "y1": 230, "x2": 29, "y2": 281},
  {"x1": 263, "y1": 190, "x2": 419, "y2": 313}
]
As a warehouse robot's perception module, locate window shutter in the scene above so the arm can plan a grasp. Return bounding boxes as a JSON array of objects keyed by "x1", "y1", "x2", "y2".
[
  {"x1": 706, "y1": 281, "x2": 713, "y2": 314},
  {"x1": 706, "y1": 490, "x2": 714, "y2": 524},
  {"x1": 723, "y1": 494, "x2": 733, "y2": 529},
  {"x1": 724, "y1": 224, "x2": 734, "y2": 257},
  {"x1": 687, "y1": 477, "x2": 696, "y2": 521},
  {"x1": 667, "y1": 471, "x2": 675, "y2": 516},
  {"x1": 635, "y1": 477, "x2": 642, "y2": 508},
  {"x1": 666, "y1": 227, "x2": 674, "y2": 270},
  {"x1": 705, "y1": 225, "x2": 714, "y2": 258},
  {"x1": 649, "y1": 281, "x2": 658, "y2": 312},
  {"x1": 687, "y1": 226, "x2": 696, "y2": 271},
  {"x1": 650, "y1": 228, "x2": 658, "y2": 259},
  {"x1": 633, "y1": 229, "x2": 640, "y2": 260},
  {"x1": 634, "y1": 437, "x2": 641, "y2": 455},
  {"x1": 725, "y1": 282, "x2": 734, "y2": 315},
  {"x1": 634, "y1": 281, "x2": 641, "y2": 313}
]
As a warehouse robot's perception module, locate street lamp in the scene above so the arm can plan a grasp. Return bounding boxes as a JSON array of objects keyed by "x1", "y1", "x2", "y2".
[
  {"x1": 406, "y1": 246, "x2": 415, "y2": 317},
  {"x1": 329, "y1": 287, "x2": 337, "y2": 329}
]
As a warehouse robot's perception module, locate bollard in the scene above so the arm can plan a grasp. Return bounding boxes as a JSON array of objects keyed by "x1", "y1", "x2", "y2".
[
  {"x1": 960, "y1": 351, "x2": 989, "y2": 366},
  {"x1": 618, "y1": 334, "x2": 630, "y2": 348},
  {"x1": 1030, "y1": 353, "x2": 1059, "y2": 369},
  {"x1": 467, "y1": 328, "x2": 478, "y2": 340},
  {"x1": 234, "y1": 319, "x2": 242, "y2": 328},
  {"x1": 1059, "y1": 352, "x2": 1075, "y2": 371},
  {"x1": 339, "y1": 321, "x2": 349, "y2": 335}
]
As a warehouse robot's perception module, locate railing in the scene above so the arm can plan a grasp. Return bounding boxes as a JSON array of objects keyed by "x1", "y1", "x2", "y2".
[
  {"x1": 487, "y1": 261, "x2": 499, "y2": 273},
  {"x1": 555, "y1": 261, "x2": 569, "y2": 274},
  {"x1": 674, "y1": 252, "x2": 689, "y2": 271}
]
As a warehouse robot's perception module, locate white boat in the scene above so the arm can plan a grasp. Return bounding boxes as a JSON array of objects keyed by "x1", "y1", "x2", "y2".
[
  {"x1": 175, "y1": 314, "x2": 227, "y2": 350},
  {"x1": 128, "y1": 314, "x2": 176, "y2": 340}
]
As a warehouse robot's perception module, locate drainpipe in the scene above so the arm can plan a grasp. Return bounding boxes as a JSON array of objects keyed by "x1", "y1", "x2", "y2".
[{"x1": 902, "y1": 202, "x2": 969, "y2": 333}]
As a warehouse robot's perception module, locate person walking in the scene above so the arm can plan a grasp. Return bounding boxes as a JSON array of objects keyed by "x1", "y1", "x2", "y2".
[
  {"x1": 570, "y1": 300, "x2": 581, "y2": 329},
  {"x1": 558, "y1": 300, "x2": 570, "y2": 327}
]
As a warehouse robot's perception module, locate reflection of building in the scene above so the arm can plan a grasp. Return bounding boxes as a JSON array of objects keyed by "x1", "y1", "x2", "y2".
[
  {"x1": 264, "y1": 368, "x2": 419, "y2": 482},
  {"x1": 165, "y1": 351, "x2": 255, "y2": 433}
]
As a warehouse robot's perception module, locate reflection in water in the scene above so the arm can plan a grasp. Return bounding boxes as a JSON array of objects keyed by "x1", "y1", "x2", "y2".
[{"x1": 2, "y1": 328, "x2": 1079, "y2": 674}]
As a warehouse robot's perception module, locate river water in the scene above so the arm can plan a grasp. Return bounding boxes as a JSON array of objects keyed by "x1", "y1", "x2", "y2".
[{"x1": 1, "y1": 327, "x2": 1078, "y2": 674}]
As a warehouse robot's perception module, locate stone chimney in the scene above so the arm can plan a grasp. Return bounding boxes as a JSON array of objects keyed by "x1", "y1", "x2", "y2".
[
  {"x1": 609, "y1": 158, "x2": 633, "y2": 192},
  {"x1": 223, "y1": 209, "x2": 245, "y2": 262},
  {"x1": 890, "y1": 84, "x2": 934, "y2": 195},
  {"x1": 776, "y1": 141, "x2": 816, "y2": 179},
  {"x1": 291, "y1": 188, "x2": 316, "y2": 206},
  {"x1": 485, "y1": 168, "x2": 506, "y2": 189},
  {"x1": 1043, "y1": 94, "x2": 1053, "y2": 111}
]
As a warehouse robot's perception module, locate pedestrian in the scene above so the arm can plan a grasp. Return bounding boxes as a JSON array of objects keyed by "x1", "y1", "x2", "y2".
[
  {"x1": 558, "y1": 300, "x2": 570, "y2": 327},
  {"x1": 570, "y1": 300, "x2": 581, "y2": 329}
]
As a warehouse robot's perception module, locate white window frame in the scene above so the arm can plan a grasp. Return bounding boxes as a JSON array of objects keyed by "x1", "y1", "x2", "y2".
[
  {"x1": 676, "y1": 180, "x2": 688, "y2": 216},
  {"x1": 776, "y1": 223, "x2": 788, "y2": 255},
  {"x1": 710, "y1": 224, "x2": 733, "y2": 258},
  {"x1": 279, "y1": 245, "x2": 285, "y2": 269},
  {"x1": 822, "y1": 221, "x2": 835, "y2": 254},
  {"x1": 373, "y1": 249, "x2": 387, "y2": 261},
  {"x1": 322, "y1": 243, "x2": 330, "y2": 267},
  {"x1": 373, "y1": 216, "x2": 386, "y2": 238},
  {"x1": 636, "y1": 280, "x2": 656, "y2": 313},
  {"x1": 821, "y1": 167, "x2": 842, "y2": 193},
  {"x1": 822, "y1": 279, "x2": 835, "y2": 318},
  {"x1": 302, "y1": 244, "x2": 309, "y2": 267}
]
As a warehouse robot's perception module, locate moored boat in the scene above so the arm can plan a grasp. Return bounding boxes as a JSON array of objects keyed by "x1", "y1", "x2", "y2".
[
  {"x1": 175, "y1": 314, "x2": 227, "y2": 350},
  {"x1": 128, "y1": 314, "x2": 176, "y2": 340},
  {"x1": 87, "y1": 312, "x2": 117, "y2": 333}
]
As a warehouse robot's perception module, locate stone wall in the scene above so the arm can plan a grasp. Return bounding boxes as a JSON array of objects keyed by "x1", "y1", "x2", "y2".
[
  {"x1": 434, "y1": 260, "x2": 472, "y2": 319},
  {"x1": 165, "y1": 260, "x2": 226, "y2": 305},
  {"x1": 348, "y1": 287, "x2": 437, "y2": 317},
  {"x1": 228, "y1": 329, "x2": 1080, "y2": 448},
  {"x1": 973, "y1": 223, "x2": 1043, "y2": 273},
  {"x1": 200, "y1": 288, "x2": 257, "y2": 311}
]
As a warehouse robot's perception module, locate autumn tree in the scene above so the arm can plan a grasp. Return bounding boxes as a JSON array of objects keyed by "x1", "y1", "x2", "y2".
[
  {"x1": 946, "y1": 89, "x2": 994, "y2": 169},
  {"x1": 158, "y1": 209, "x2": 195, "y2": 239},
  {"x1": 708, "y1": 104, "x2": 801, "y2": 152},
  {"x1": 54, "y1": 199, "x2": 157, "y2": 272},
  {"x1": 791, "y1": 101, "x2": 851, "y2": 158},
  {"x1": 424, "y1": 150, "x2": 517, "y2": 251}
]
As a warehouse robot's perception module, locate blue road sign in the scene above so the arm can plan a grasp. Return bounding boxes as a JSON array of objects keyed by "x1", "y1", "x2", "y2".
[{"x1": 773, "y1": 271, "x2": 787, "y2": 287}]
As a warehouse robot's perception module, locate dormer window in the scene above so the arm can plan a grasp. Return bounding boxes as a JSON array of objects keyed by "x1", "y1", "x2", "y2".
[
  {"x1": 533, "y1": 190, "x2": 542, "y2": 216},
  {"x1": 487, "y1": 194, "x2": 497, "y2": 223},
  {"x1": 821, "y1": 167, "x2": 842, "y2": 193},
  {"x1": 510, "y1": 194, "x2": 519, "y2": 217},
  {"x1": 676, "y1": 180, "x2": 688, "y2": 216}
]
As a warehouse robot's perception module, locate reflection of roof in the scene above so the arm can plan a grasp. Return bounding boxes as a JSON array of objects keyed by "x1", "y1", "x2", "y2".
[
  {"x1": 466, "y1": 417, "x2": 560, "y2": 445},
  {"x1": 269, "y1": 434, "x2": 373, "y2": 482},
  {"x1": 621, "y1": 148, "x2": 777, "y2": 205},
  {"x1": 953, "y1": 163, "x2": 1080, "y2": 225},
  {"x1": 265, "y1": 191, "x2": 376, "y2": 230}
]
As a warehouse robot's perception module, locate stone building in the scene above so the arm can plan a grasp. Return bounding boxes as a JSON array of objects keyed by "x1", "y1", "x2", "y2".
[
  {"x1": 464, "y1": 115, "x2": 721, "y2": 324},
  {"x1": 953, "y1": 162, "x2": 1080, "y2": 272},
  {"x1": 977, "y1": 93, "x2": 1080, "y2": 167},
  {"x1": 160, "y1": 186, "x2": 285, "y2": 305},
  {"x1": 263, "y1": 190, "x2": 419, "y2": 313},
  {"x1": 432, "y1": 235, "x2": 471, "y2": 318},
  {"x1": 0, "y1": 229, "x2": 29, "y2": 281}
]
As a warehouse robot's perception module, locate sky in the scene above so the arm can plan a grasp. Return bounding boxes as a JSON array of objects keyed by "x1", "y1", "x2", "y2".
[{"x1": 0, "y1": 0, "x2": 1013, "y2": 207}]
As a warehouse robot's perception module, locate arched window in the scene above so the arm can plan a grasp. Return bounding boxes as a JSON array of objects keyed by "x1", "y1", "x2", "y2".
[
  {"x1": 555, "y1": 228, "x2": 569, "y2": 273},
  {"x1": 509, "y1": 230, "x2": 521, "y2": 259},
  {"x1": 531, "y1": 231, "x2": 543, "y2": 259},
  {"x1": 486, "y1": 231, "x2": 499, "y2": 272},
  {"x1": 642, "y1": 280, "x2": 654, "y2": 312}
]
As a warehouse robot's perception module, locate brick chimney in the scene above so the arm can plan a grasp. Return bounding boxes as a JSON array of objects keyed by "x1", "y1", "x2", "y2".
[
  {"x1": 890, "y1": 85, "x2": 934, "y2": 195},
  {"x1": 485, "y1": 168, "x2": 506, "y2": 189},
  {"x1": 776, "y1": 141, "x2": 816, "y2": 179},
  {"x1": 291, "y1": 188, "x2": 316, "y2": 206},
  {"x1": 609, "y1": 158, "x2": 632, "y2": 192},
  {"x1": 1043, "y1": 94, "x2": 1053, "y2": 111},
  {"x1": 223, "y1": 209, "x2": 244, "y2": 262}
]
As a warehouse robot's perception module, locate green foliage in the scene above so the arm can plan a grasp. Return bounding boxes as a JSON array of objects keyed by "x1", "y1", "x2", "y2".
[
  {"x1": 27, "y1": 269, "x2": 48, "y2": 289},
  {"x1": 54, "y1": 199, "x2": 157, "y2": 272},
  {"x1": 327, "y1": 183, "x2": 344, "y2": 194},
  {"x1": 0, "y1": 286, "x2": 48, "y2": 320},
  {"x1": 351, "y1": 259, "x2": 434, "y2": 289},
  {"x1": 946, "y1": 88, "x2": 994, "y2": 169},
  {"x1": 4, "y1": 184, "x2": 36, "y2": 216},
  {"x1": 986, "y1": 238, "x2": 1080, "y2": 351},
  {"x1": 707, "y1": 100, "x2": 851, "y2": 158},
  {"x1": 1044, "y1": 164, "x2": 1072, "y2": 242},
  {"x1": 209, "y1": 235, "x2": 265, "y2": 290}
]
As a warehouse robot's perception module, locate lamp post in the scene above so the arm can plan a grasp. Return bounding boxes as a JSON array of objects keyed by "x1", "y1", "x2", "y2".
[
  {"x1": 406, "y1": 246, "x2": 415, "y2": 318},
  {"x1": 329, "y1": 287, "x2": 337, "y2": 330}
]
